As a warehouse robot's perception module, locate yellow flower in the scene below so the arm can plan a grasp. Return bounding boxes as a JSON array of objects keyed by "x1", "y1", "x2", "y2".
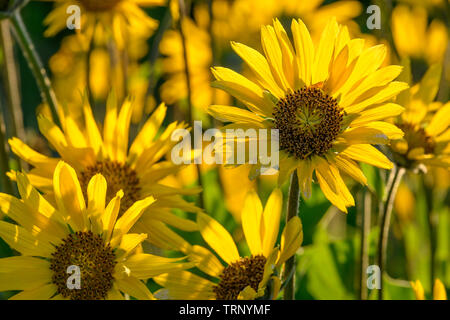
[
  {"x1": 212, "y1": 0, "x2": 362, "y2": 48},
  {"x1": 9, "y1": 93, "x2": 201, "y2": 250},
  {"x1": 153, "y1": 189, "x2": 303, "y2": 300},
  {"x1": 43, "y1": 0, "x2": 164, "y2": 50},
  {"x1": 160, "y1": 17, "x2": 222, "y2": 114},
  {"x1": 391, "y1": 61, "x2": 450, "y2": 171},
  {"x1": 411, "y1": 279, "x2": 447, "y2": 300},
  {"x1": 0, "y1": 162, "x2": 193, "y2": 300},
  {"x1": 208, "y1": 18, "x2": 408, "y2": 212},
  {"x1": 392, "y1": 5, "x2": 448, "y2": 65}
]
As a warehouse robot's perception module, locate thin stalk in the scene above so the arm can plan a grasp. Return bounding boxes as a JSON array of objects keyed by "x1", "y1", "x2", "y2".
[
  {"x1": 178, "y1": 0, "x2": 204, "y2": 209},
  {"x1": 424, "y1": 182, "x2": 436, "y2": 291},
  {"x1": 377, "y1": 165, "x2": 405, "y2": 300},
  {"x1": 0, "y1": 20, "x2": 25, "y2": 140},
  {"x1": 0, "y1": 115, "x2": 13, "y2": 194},
  {"x1": 359, "y1": 191, "x2": 372, "y2": 300},
  {"x1": 0, "y1": 19, "x2": 25, "y2": 170},
  {"x1": 85, "y1": 36, "x2": 95, "y2": 109},
  {"x1": 9, "y1": 11, "x2": 59, "y2": 126},
  {"x1": 283, "y1": 170, "x2": 300, "y2": 300}
]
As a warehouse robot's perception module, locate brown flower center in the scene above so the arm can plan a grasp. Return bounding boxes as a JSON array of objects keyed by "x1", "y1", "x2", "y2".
[
  {"x1": 273, "y1": 87, "x2": 344, "y2": 159},
  {"x1": 213, "y1": 255, "x2": 266, "y2": 300},
  {"x1": 397, "y1": 123, "x2": 435, "y2": 154},
  {"x1": 79, "y1": 160, "x2": 141, "y2": 216},
  {"x1": 79, "y1": 0, "x2": 122, "y2": 11},
  {"x1": 50, "y1": 231, "x2": 116, "y2": 300}
]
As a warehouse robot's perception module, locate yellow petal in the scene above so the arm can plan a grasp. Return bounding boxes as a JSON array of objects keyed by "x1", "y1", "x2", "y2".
[
  {"x1": 153, "y1": 271, "x2": 215, "y2": 294},
  {"x1": 231, "y1": 41, "x2": 284, "y2": 98},
  {"x1": 261, "y1": 189, "x2": 282, "y2": 257},
  {"x1": 122, "y1": 253, "x2": 193, "y2": 279},
  {"x1": 291, "y1": 19, "x2": 314, "y2": 86},
  {"x1": 87, "y1": 173, "x2": 107, "y2": 216},
  {"x1": 241, "y1": 190, "x2": 263, "y2": 255},
  {"x1": 197, "y1": 212, "x2": 240, "y2": 264},
  {"x1": 111, "y1": 196, "x2": 155, "y2": 246},
  {"x1": 211, "y1": 67, "x2": 273, "y2": 116},
  {"x1": 297, "y1": 159, "x2": 314, "y2": 199},
  {"x1": 115, "y1": 277, "x2": 154, "y2": 300},
  {"x1": 53, "y1": 161, "x2": 86, "y2": 231},
  {"x1": 334, "y1": 155, "x2": 368, "y2": 185},
  {"x1": 0, "y1": 221, "x2": 54, "y2": 257},
  {"x1": 312, "y1": 17, "x2": 338, "y2": 84},
  {"x1": 341, "y1": 144, "x2": 393, "y2": 169},
  {"x1": 278, "y1": 216, "x2": 303, "y2": 266},
  {"x1": 208, "y1": 105, "x2": 264, "y2": 126},
  {"x1": 116, "y1": 233, "x2": 148, "y2": 258},
  {"x1": 187, "y1": 245, "x2": 224, "y2": 278},
  {"x1": 10, "y1": 283, "x2": 57, "y2": 300},
  {"x1": 346, "y1": 81, "x2": 409, "y2": 114},
  {"x1": 350, "y1": 103, "x2": 405, "y2": 126},
  {"x1": 433, "y1": 279, "x2": 447, "y2": 300},
  {"x1": 237, "y1": 286, "x2": 257, "y2": 300},
  {"x1": 129, "y1": 103, "x2": 167, "y2": 163},
  {"x1": 102, "y1": 190, "x2": 123, "y2": 242},
  {"x1": 427, "y1": 102, "x2": 450, "y2": 137},
  {"x1": 0, "y1": 256, "x2": 52, "y2": 291},
  {"x1": 411, "y1": 280, "x2": 425, "y2": 300}
]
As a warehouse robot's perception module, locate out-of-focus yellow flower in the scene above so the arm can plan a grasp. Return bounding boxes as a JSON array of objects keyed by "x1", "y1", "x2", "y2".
[
  {"x1": 212, "y1": 0, "x2": 362, "y2": 47},
  {"x1": 411, "y1": 279, "x2": 448, "y2": 300},
  {"x1": 396, "y1": 0, "x2": 447, "y2": 10},
  {"x1": 394, "y1": 182, "x2": 415, "y2": 222},
  {"x1": 392, "y1": 5, "x2": 448, "y2": 65},
  {"x1": 8, "y1": 93, "x2": 201, "y2": 251},
  {"x1": 0, "y1": 162, "x2": 193, "y2": 300},
  {"x1": 153, "y1": 189, "x2": 303, "y2": 300},
  {"x1": 160, "y1": 17, "x2": 216, "y2": 114},
  {"x1": 209, "y1": 18, "x2": 408, "y2": 212},
  {"x1": 391, "y1": 61, "x2": 450, "y2": 171},
  {"x1": 43, "y1": 0, "x2": 164, "y2": 50},
  {"x1": 49, "y1": 30, "x2": 154, "y2": 124}
]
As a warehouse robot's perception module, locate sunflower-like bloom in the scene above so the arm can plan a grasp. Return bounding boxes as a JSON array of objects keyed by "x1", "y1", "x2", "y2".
[
  {"x1": 392, "y1": 5, "x2": 448, "y2": 65},
  {"x1": 9, "y1": 94, "x2": 201, "y2": 250},
  {"x1": 208, "y1": 18, "x2": 408, "y2": 212},
  {"x1": 0, "y1": 162, "x2": 193, "y2": 300},
  {"x1": 43, "y1": 0, "x2": 164, "y2": 49},
  {"x1": 411, "y1": 279, "x2": 447, "y2": 300},
  {"x1": 390, "y1": 62, "x2": 450, "y2": 171},
  {"x1": 153, "y1": 189, "x2": 303, "y2": 300}
]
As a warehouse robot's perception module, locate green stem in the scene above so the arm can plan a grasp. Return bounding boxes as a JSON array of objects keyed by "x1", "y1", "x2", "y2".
[
  {"x1": 0, "y1": 114, "x2": 13, "y2": 194},
  {"x1": 9, "y1": 11, "x2": 59, "y2": 126},
  {"x1": 377, "y1": 165, "x2": 405, "y2": 300},
  {"x1": 359, "y1": 191, "x2": 371, "y2": 300},
  {"x1": 0, "y1": 19, "x2": 25, "y2": 170},
  {"x1": 283, "y1": 170, "x2": 300, "y2": 300},
  {"x1": 178, "y1": 0, "x2": 204, "y2": 209},
  {"x1": 424, "y1": 182, "x2": 436, "y2": 291}
]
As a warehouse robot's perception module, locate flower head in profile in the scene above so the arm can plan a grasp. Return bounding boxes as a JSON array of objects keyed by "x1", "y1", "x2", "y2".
[
  {"x1": 411, "y1": 279, "x2": 447, "y2": 300},
  {"x1": 392, "y1": 5, "x2": 448, "y2": 66},
  {"x1": 44, "y1": 0, "x2": 165, "y2": 49},
  {"x1": 209, "y1": 18, "x2": 408, "y2": 212},
  {"x1": 154, "y1": 189, "x2": 303, "y2": 300},
  {"x1": 0, "y1": 162, "x2": 193, "y2": 300},
  {"x1": 9, "y1": 93, "x2": 200, "y2": 250},
  {"x1": 390, "y1": 61, "x2": 450, "y2": 171}
]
